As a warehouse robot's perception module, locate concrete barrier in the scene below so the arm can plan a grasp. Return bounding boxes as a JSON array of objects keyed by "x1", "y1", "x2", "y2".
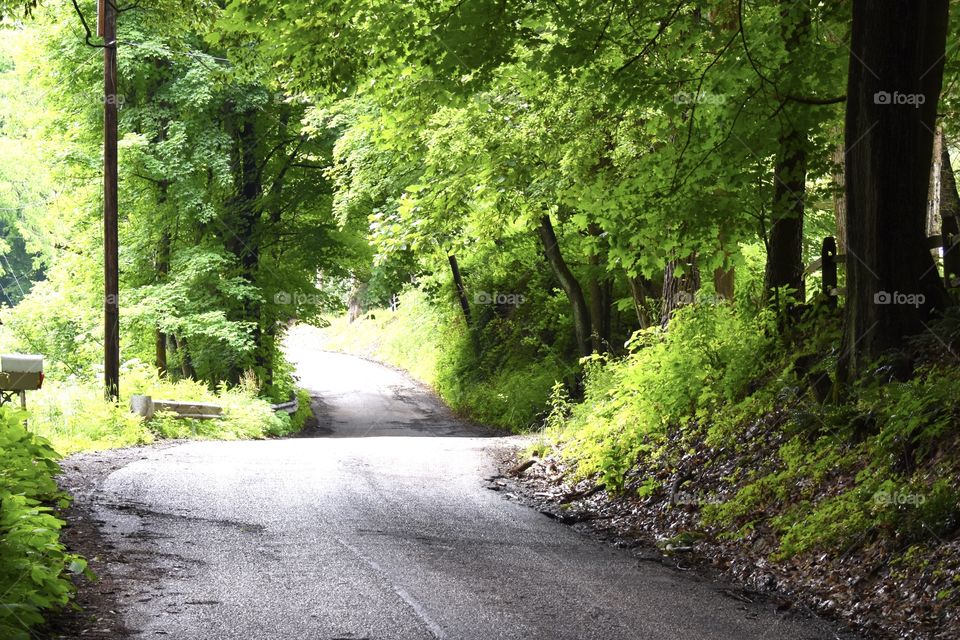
[{"x1": 130, "y1": 395, "x2": 224, "y2": 420}]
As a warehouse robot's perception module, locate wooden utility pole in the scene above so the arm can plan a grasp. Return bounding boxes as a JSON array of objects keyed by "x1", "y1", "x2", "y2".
[{"x1": 102, "y1": 0, "x2": 120, "y2": 401}]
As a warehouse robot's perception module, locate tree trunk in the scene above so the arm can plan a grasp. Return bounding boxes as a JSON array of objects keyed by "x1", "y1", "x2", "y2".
[
  {"x1": 714, "y1": 265, "x2": 735, "y2": 301},
  {"x1": 176, "y1": 335, "x2": 196, "y2": 380},
  {"x1": 661, "y1": 256, "x2": 701, "y2": 328},
  {"x1": 765, "y1": 127, "x2": 808, "y2": 301},
  {"x1": 448, "y1": 254, "x2": 472, "y2": 325},
  {"x1": 764, "y1": 1, "x2": 809, "y2": 302},
  {"x1": 832, "y1": 140, "x2": 847, "y2": 252},
  {"x1": 155, "y1": 230, "x2": 170, "y2": 377},
  {"x1": 538, "y1": 215, "x2": 592, "y2": 357},
  {"x1": 227, "y1": 110, "x2": 265, "y2": 383},
  {"x1": 841, "y1": 0, "x2": 952, "y2": 377},
  {"x1": 627, "y1": 275, "x2": 655, "y2": 330},
  {"x1": 940, "y1": 143, "x2": 960, "y2": 287},
  {"x1": 927, "y1": 127, "x2": 944, "y2": 241},
  {"x1": 348, "y1": 282, "x2": 367, "y2": 323},
  {"x1": 587, "y1": 224, "x2": 611, "y2": 353}
]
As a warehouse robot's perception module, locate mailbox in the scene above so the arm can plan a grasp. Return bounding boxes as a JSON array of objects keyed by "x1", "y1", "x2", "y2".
[{"x1": 0, "y1": 354, "x2": 44, "y2": 392}]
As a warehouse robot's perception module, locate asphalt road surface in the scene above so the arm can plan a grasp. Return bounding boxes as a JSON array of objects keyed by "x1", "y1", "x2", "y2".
[{"x1": 72, "y1": 328, "x2": 853, "y2": 639}]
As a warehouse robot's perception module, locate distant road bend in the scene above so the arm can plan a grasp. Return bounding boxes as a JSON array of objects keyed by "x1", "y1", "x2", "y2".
[{"x1": 71, "y1": 326, "x2": 853, "y2": 639}]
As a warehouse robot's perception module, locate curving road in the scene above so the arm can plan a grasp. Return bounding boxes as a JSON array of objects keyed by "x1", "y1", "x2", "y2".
[{"x1": 66, "y1": 326, "x2": 853, "y2": 639}]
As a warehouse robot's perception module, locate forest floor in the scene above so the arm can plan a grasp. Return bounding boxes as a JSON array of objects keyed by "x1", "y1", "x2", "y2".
[{"x1": 501, "y1": 449, "x2": 959, "y2": 640}]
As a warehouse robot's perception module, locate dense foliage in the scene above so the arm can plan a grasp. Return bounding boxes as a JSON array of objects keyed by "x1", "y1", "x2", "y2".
[{"x1": 0, "y1": 407, "x2": 86, "y2": 640}]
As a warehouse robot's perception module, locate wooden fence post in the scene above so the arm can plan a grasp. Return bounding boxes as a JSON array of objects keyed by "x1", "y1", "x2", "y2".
[{"x1": 822, "y1": 236, "x2": 838, "y2": 307}]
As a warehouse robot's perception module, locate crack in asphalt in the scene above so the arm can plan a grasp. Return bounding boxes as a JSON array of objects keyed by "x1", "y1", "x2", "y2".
[{"x1": 333, "y1": 535, "x2": 449, "y2": 640}]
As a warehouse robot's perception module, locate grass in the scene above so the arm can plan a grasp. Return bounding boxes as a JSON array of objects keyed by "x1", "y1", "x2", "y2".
[
  {"x1": 25, "y1": 361, "x2": 307, "y2": 455},
  {"x1": 320, "y1": 288, "x2": 570, "y2": 432}
]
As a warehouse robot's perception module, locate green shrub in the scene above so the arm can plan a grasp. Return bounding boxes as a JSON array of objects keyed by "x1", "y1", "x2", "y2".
[
  {"x1": 288, "y1": 388, "x2": 314, "y2": 433},
  {"x1": 0, "y1": 407, "x2": 87, "y2": 640},
  {"x1": 551, "y1": 303, "x2": 773, "y2": 489},
  {"x1": 29, "y1": 380, "x2": 154, "y2": 454},
  {"x1": 28, "y1": 360, "x2": 302, "y2": 454}
]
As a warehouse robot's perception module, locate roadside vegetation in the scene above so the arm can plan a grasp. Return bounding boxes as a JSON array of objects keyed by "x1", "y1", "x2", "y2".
[{"x1": 0, "y1": 3, "x2": 317, "y2": 635}]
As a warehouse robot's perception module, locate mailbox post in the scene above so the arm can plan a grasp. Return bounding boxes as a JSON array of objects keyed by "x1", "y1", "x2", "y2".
[{"x1": 0, "y1": 354, "x2": 44, "y2": 409}]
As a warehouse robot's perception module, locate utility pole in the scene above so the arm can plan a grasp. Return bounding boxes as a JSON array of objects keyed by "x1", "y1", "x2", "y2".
[{"x1": 101, "y1": 0, "x2": 120, "y2": 401}]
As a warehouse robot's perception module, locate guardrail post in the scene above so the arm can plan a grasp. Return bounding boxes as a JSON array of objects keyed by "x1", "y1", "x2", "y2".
[{"x1": 822, "y1": 236, "x2": 838, "y2": 307}]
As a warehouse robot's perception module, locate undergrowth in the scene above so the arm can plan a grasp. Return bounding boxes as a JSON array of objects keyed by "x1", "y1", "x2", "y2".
[
  {"x1": 322, "y1": 287, "x2": 573, "y2": 431},
  {"x1": 0, "y1": 407, "x2": 88, "y2": 640},
  {"x1": 28, "y1": 361, "x2": 306, "y2": 454},
  {"x1": 547, "y1": 302, "x2": 960, "y2": 559}
]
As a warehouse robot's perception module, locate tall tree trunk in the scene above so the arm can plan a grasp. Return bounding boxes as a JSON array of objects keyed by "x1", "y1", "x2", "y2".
[
  {"x1": 155, "y1": 229, "x2": 170, "y2": 377},
  {"x1": 841, "y1": 0, "x2": 951, "y2": 377},
  {"x1": 765, "y1": 126, "x2": 808, "y2": 301},
  {"x1": 165, "y1": 334, "x2": 179, "y2": 380},
  {"x1": 538, "y1": 215, "x2": 592, "y2": 357},
  {"x1": 661, "y1": 256, "x2": 701, "y2": 327},
  {"x1": 764, "y1": 1, "x2": 810, "y2": 302},
  {"x1": 227, "y1": 110, "x2": 265, "y2": 384},
  {"x1": 940, "y1": 143, "x2": 960, "y2": 287},
  {"x1": 176, "y1": 335, "x2": 196, "y2": 380},
  {"x1": 926, "y1": 127, "x2": 944, "y2": 269},
  {"x1": 627, "y1": 275, "x2": 656, "y2": 330},
  {"x1": 714, "y1": 265, "x2": 735, "y2": 301},
  {"x1": 832, "y1": 139, "x2": 847, "y2": 252},
  {"x1": 258, "y1": 104, "x2": 303, "y2": 392},
  {"x1": 448, "y1": 254, "x2": 472, "y2": 325},
  {"x1": 587, "y1": 224, "x2": 611, "y2": 353}
]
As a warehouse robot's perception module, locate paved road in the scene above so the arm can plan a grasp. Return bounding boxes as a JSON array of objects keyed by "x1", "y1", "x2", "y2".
[{"x1": 77, "y1": 330, "x2": 850, "y2": 639}]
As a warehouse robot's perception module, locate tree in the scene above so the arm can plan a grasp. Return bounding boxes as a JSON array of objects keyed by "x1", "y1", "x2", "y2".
[{"x1": 841, "y1": 0, "x2": 952, "y2": 376}]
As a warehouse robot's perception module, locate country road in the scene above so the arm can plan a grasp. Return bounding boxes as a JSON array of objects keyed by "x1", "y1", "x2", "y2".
[{"x1": 57, "y1": 329, "x2": 856, "y2": 640}]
